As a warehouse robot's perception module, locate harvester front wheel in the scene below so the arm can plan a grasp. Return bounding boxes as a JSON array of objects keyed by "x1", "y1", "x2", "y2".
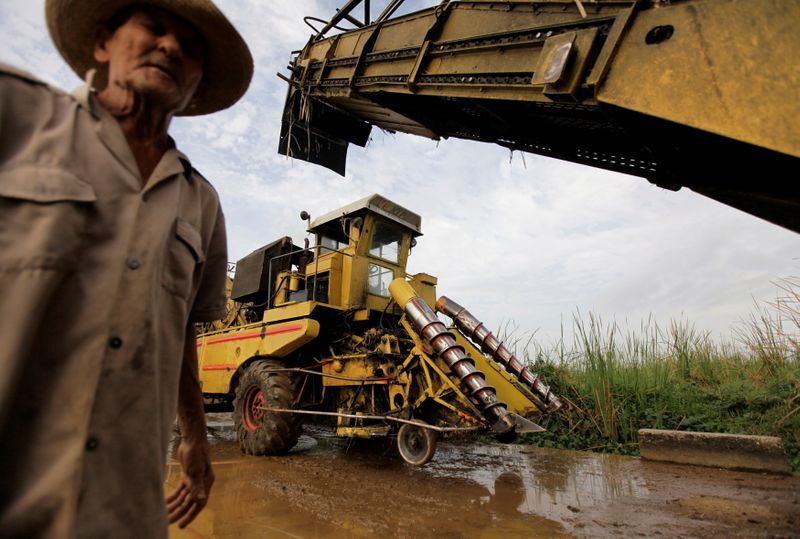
[
  {"x1": 233, "y1": 360, "x2": 302, "y2": 455},
  {"x1": 397, "y1": 420, "x2": 437, "y2": 466}
]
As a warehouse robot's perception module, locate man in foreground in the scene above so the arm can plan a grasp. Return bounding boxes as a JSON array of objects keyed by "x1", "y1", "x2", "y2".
[{"x1": 0, "y1": 0, "x2": 252, "y2": 536}]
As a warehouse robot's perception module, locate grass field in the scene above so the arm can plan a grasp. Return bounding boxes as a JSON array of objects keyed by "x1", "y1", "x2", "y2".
[{"x1": 517, "y1": 277, "x2": 800, "y2": 472}]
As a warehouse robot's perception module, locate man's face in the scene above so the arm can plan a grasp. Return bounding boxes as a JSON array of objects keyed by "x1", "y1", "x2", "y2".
[{"x1": 94, "y1": 6, "x2": 206, "y2": 112}]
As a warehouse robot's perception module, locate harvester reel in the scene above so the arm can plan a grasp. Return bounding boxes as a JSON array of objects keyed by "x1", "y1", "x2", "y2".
[
  {"x1": 397, "y1": 420, "x2": 437, "y2": 466},
  {"x1": 233, "y1": 360, "x2": 303, "y2": 455}
]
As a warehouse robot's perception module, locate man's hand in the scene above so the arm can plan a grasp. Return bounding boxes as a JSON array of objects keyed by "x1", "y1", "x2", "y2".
[
  {"x1": 167, "y1": 323, "x2": 214, "y2": 528},
  {"x1": 166, "y1": 438, "x2": 214, "y2": 528}
]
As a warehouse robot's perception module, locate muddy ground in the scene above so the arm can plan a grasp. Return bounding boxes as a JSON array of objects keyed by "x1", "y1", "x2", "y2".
[{"x1": 166, "y1": 413, "x2": 799, "y2": 538}]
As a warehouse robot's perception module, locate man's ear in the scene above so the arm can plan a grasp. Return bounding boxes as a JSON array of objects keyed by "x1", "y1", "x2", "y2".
[{"x1": 94, "y1": 27, "x2": 112, "y2": 64}]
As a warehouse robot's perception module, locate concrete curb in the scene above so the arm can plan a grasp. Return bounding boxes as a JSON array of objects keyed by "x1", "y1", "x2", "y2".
[{"x1": 638, "y1": 429, "x2": 791, "y2": 474}]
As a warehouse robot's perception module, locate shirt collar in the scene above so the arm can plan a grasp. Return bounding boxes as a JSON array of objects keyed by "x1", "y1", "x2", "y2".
[
  {"x1": 71, "y1": 70, "x2": 195, "y2": 189},
  {"x1": 71, "y1": 69, "x2": 102, "y2": 118}
]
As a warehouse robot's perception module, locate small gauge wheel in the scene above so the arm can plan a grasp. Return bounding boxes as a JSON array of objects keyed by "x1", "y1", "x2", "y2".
[{"x1": 397, "y1": 420, "x2": 438, "y2": 465}]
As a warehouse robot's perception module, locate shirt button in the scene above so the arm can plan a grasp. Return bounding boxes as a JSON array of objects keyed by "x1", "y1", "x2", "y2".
[
  {"x1": 127, "y1": 258, "x2": 141, "y2": 270},
  {"x1": 85, "y1": 437, "x2": 99, "y2": 451},
  {"x1": 109, "y1": 337, "x2": 123, "y2": 349}
]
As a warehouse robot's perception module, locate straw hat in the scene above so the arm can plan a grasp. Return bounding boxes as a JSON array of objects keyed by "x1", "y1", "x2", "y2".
[{"x1": 45, "y1": 0, "x2": 253, "y2": 116}]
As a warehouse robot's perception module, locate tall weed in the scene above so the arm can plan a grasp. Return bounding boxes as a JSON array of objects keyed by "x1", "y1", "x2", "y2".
[{"x1": 521, "y1": 278, "x2": 800, "y2": 471}]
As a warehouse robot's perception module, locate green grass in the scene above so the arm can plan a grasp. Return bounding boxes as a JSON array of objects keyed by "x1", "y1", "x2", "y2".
[{"x1": 516, "y1": 278, "x2": 800, "y2": 472}]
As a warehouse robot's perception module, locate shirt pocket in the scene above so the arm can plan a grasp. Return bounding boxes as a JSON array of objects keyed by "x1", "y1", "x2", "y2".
[
  {"x1": 0, "y1": 166, "x2": 96, "y2": 272},
  {"x1": 163, "y1": 217, "x2": 205, "y2": 299}
]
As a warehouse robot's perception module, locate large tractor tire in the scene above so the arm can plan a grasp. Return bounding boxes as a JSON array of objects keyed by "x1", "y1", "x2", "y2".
[{"x1": 233, "y1": 359, "x2": 303, "y2": 455}]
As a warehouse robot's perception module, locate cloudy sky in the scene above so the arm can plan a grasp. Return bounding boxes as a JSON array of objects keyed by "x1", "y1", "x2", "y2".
[{"x1": 2, "y1": 0, "x2": 797, "y2": 347}]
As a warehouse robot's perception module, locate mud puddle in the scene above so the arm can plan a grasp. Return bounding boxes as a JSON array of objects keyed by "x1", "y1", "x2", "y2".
[{"x1": 167, "y1": 414, "x2": 799, "y2": 538}]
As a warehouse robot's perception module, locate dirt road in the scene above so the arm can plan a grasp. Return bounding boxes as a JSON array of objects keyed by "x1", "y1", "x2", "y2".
[{"x1": 166, "y1": 414, "x2": 799, "y2": 538}]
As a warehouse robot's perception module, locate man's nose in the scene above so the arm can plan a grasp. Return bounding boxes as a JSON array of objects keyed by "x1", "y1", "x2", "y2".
[{"x1": 157, "y1": 32, "x2": 183, "y2": 59}]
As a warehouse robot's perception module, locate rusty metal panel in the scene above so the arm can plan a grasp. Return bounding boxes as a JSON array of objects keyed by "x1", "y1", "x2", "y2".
[
  {"x1": 304, "y1": 39, "x2": 334, "y2": 63},
  {"x1": 426, "y1": 46, "x2": 542, "y2": 75},
  {"x1": 598, "y1": 0, "x2": 800, "y2": 158},
  {"x1": 372, "y1": 11, "x2": 436, "y2": 51},
  {"x1": 438, "y1": 2, "x2": 592, "y2": 41},
  {"x1": 335, "y1": 30, "x2": 370, "y2": 57},
  {"x1": 360, "y1": 58, "x2": 417, "y2": 77}
]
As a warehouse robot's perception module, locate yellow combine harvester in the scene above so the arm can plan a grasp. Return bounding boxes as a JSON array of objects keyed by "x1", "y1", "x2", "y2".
[{"x1": 197, "y1": 195, "x2": 561, "y2": 464}]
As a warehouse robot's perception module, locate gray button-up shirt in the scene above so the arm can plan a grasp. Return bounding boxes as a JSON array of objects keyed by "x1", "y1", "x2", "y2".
[{"x1": 0, "y1": 64, "x2": 227, "y2": 538}]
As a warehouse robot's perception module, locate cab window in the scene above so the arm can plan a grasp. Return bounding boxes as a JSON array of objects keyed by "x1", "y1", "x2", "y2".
[
  {"x1": 319, "y1": 235, "x2": 344, "y2": 253},
  {"x1": 369, "y1": 221, "x2": 403, "y2": 264},
  {"x1": 368, "y1": 263, "x2": 394, "y2": 297}
]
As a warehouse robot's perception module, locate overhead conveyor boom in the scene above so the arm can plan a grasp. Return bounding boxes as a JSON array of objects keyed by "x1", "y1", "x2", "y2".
[{"x1": 278, "y1": 0, "x2": 800, "y2": 233}]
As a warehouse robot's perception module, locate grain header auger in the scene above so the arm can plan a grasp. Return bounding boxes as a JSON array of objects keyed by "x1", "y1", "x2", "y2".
[{"x1": 196, "y1": 194, "x2": 562, "y2": 465}]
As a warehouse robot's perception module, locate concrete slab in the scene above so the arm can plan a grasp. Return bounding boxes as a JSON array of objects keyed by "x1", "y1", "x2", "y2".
[{"x1": 639, "y1": 428, "x2": 791, "y2": 474}]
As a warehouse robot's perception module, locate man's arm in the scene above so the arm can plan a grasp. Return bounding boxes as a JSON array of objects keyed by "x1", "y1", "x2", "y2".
[{"x1": 165, "y1": 323, "x2": 214, "y2": 529}]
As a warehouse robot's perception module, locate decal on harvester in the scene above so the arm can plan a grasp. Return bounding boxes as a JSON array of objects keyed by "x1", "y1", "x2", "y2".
[{"x1": 199, "y1": 324, "x2": 304, "y2": 347}]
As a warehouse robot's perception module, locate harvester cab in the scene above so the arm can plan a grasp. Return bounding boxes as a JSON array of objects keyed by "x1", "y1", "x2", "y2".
[
  {"x1": 198, "y1": 194, "x2": 562, "y2": 465},
  {"x1": 228, "y1": 194, "x2": 433, "y2": 321}
]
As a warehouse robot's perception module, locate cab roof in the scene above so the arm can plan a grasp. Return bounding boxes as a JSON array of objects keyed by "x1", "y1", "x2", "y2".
[{"x1": 308, "y1": 194, "x2": 422, "y2": 236}]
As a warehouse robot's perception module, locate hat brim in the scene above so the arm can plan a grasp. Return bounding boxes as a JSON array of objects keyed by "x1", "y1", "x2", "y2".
[{"x1": 46, "y1": 0, "x2": 253, "y2": 116}]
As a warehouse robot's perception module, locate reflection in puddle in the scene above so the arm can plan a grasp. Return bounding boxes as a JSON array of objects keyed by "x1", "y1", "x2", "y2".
[
  {"x1": 168, "y1": 415, "x2": 646, "y2": 538},
  {"x1": 430, "y1": 440, "x2": 649, "y2": 525}
]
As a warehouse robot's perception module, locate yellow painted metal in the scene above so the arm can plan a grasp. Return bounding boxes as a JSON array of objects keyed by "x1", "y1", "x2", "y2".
[
  {"x1": 197, "y1": 318, "x2": 320, "y2": 394},
  {"x1": 389, "y1": 369, "x2": 411, "y2": 411},
  {"x1": 282, "y1": 2, "x2": 800, "y2": 232},
  {"x1": 409, "y1": 273, "x2": 438, "y2": 307},
  {"x1": 265, "y1": 215, "x2": 409, "y2": 315},
  {"x1": 599, "y1": 0, "x2": 800, "y2": 158},
  {"x1": 293, "y1": 1, "x2": 617, "y2": 107},
  {"x1": 301, "y1": 250, "x2": 344, "y2": 306},
  {"x1": 388, "y1": 277, "x2": 417, "y2": 309},
  {"x1": 336, "y1": 413, "x2": 392, "y2": 438},
  {"x1": 272, "y1": 270, "x2": 292, "y2": 307},
  {"x1": 336, "y1": 424, "x2": 392, "y2": 438},
  {"x1": 262, "y1": 301, "x2": 320, "y2": 323},
  {"x1": 343, "y1": 249, "x2": 363, "y2": 309},
  {"x1": 352, "y1": 308, "x2": 370, "y2": 321},
  {"x1": 393, "y1": 291, "x2": 540, "y2": 418},
  {"x1": 321, "y1": 355, "x2": 397, "y2": 387},
  {"x1": 542, "y1": 27, "x2": 600, "y2": 98},
  {"x1": 399, "y1": 318, "x2": 484, "y2": 421},
  {"x1": 298, "y1": 211, "x2": 414, "y2": 312}
]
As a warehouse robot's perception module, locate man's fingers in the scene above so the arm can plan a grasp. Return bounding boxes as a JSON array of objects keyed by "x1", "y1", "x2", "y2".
[
  {"x1": 167, "y1": 498, "x2": 191, "y2": 520},
  {"x1": 178, "y1": 499, "x2": 206, "y2": 529},
  {"x1": 167, "y1": 487, "x2": 193, "y2": 523},
  {"x1": 168, "y1": 498, "x2": 192, "y2": 524},
  {"x1": 166, "y1": 485, "x2": 189, "y2": 513},
  {"x1": 165, "y1": 482, "x2": 187, "y2": 505},
  {"x1": 172, "y1": 485, "x2": 209, "y2": 529},
  {"x1": 168, "y1": 441, "x2": 213, "y2": 528},
  {"x1": 167, "y1": 476, "x2": 211, "y2": 527}
]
